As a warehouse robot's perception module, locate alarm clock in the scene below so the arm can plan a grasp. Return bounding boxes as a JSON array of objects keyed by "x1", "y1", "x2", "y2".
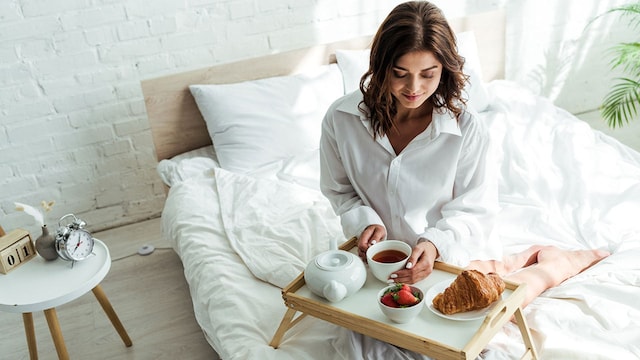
[{"x1": 55, "y1": 214, "x2": 95, "y2": 262}]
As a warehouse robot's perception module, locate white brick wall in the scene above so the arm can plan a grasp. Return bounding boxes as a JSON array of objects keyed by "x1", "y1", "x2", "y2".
[{"x1": 0, "y1": 0, "x2": 636, "y2": 238}]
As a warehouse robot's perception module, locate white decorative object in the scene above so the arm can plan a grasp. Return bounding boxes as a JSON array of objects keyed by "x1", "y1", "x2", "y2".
[{"x1": 304, "y1": 239, "x2": 366, "y2": 302}]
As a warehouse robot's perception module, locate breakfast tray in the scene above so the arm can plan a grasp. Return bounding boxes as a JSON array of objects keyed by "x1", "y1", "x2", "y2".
[{"x1": 270, "y1": 237, "x2": 538, "y2": 360}]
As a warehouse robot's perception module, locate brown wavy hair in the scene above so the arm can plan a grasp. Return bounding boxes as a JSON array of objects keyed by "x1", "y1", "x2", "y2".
[{"x1": 360, "y1": 1, "x2": 467, "y2": 137}]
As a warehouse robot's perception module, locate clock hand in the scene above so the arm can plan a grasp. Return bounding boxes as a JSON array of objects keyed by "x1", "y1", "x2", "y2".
[{"x1": 71, "y1": 241, "x2": 82, "y2": 254}]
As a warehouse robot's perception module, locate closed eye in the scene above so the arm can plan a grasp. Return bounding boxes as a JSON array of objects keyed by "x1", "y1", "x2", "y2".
[
  {"x1": 392, "y1": 65, "x2": 438, "y2": 79},
  {"x1": 393, "y1": 70, "x2": 407, "y2": 78}
]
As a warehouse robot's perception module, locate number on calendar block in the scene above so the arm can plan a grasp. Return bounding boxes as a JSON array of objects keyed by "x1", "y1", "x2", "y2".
[{"x1": 0, "y1": 229, "x2": 36, "y2": 274}]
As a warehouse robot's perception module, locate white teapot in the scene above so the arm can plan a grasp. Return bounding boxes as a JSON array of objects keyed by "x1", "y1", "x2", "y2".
[{"x1": 304, "y1": 238, "x2": 366, "y2": 302}]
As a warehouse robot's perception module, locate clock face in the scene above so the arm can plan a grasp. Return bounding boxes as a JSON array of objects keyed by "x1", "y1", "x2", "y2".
[{"x1": 64, "y1": 229, "x2": 94, "y2": 261}]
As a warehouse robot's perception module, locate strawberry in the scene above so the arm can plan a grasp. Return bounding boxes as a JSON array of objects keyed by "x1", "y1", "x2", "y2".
[
  {"x1": 394, "y1": 289, "x2": 419, "y2": 306},
  {"x1": 400, "y1": 284, "x2": 412, "y2": 293},
  {"x1": 381, "y1": 293, "x2": 399, "y2": 308}
]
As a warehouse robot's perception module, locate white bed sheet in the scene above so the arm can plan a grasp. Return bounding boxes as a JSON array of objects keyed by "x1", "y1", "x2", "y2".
[{"x1": 161, "y1": 81, "x2": 640, "y2": 359}]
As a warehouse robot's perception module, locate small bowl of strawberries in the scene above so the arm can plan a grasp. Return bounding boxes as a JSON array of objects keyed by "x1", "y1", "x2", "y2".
[{"x1": 377, "y1": 283, "x2": 424, "y2": 324}]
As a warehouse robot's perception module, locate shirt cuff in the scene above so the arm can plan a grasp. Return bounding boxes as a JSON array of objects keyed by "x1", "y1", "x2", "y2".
[{"x1": 420, "y1": 227, "x2": 471, "y2": 268}]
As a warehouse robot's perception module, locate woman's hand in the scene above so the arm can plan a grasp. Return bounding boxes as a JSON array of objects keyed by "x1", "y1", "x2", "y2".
[
  {"x1": 357, "y1": 224, "x2": 386, "y2": 260},
  {"x1": 389, "y1": 240, "x2": 439, "y2": 284}
]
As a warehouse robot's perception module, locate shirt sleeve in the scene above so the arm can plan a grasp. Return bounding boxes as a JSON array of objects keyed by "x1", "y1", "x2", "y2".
[
  {"x1": 319, "y1": 105, "x2": 385, "y2": 239},
  {"x1": 420, "y1": 112, "x2": 501, "y2": 267}
]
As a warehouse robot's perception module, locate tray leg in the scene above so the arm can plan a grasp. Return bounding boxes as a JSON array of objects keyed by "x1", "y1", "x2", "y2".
[
  {"x1": 22, "y1": 312, "x2": 38, "y2": 360},
  {"x1": 513, "y1": 307, "x2": 538, "y2": 360},
  {"x1": 269, "y1": 307, "x2": 299, "y2": 349}
]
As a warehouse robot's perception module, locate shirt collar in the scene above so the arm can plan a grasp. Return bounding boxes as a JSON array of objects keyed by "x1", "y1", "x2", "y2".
[
  {"x1": 432, "y1": 109, "x2": 461, "y2": 137},
  {"x1": 336, "y1": 91, "x2": 366, "y2": 118},
  {"x1": 336, "y1": 91, "x2": 461, "y2": 138}
]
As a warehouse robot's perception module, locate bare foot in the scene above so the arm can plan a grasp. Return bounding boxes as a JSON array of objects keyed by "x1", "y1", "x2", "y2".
[{"x1": 535, "y1": 246, "x2": 610, "y2": 285}]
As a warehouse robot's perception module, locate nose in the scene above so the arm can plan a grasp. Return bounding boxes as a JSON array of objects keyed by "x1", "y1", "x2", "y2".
[{"x1": 406, "y1": 76, "x2": 420, "y2": 93}]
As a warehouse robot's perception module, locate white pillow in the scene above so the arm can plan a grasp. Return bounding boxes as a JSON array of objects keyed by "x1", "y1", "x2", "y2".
[
  {"x1": 335, "y1": 31, "x2": 490, "y2": 112},
  {"x1": 335, "y1": 48, "x2": 370, "y2": 94},
  {"x1": 190, "y1": 64, "x2": 344, "y2": 174}
]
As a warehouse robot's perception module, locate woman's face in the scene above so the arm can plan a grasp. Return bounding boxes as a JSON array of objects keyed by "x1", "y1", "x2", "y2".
[{"x1": 389, "y1": 50, "x2": 442, "y2": 111}]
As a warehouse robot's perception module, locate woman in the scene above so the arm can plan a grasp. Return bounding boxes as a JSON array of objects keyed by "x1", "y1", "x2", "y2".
[{"x1": 319, "y1": 1, "x2": 608, "y2": 306}]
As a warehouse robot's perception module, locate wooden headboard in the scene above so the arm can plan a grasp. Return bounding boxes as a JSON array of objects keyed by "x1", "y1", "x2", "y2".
[{"x1": 142, "y1": 9, "x2": 505, "y2": 161}]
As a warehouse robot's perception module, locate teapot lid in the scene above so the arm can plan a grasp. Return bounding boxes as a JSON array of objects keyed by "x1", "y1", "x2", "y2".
[{"x1": 315, "y1": 250, "x2": 354, "y2": 271}]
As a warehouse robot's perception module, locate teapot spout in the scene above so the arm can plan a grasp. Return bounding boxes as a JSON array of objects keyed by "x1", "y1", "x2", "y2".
[{"x1": 323, "y1": 280, "x2": 348, "y2": 302}]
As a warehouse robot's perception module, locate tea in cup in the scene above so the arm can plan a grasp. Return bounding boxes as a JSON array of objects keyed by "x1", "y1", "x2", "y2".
[{"x1": 366, "y1": 240, "x2": 412, "y2": 283}]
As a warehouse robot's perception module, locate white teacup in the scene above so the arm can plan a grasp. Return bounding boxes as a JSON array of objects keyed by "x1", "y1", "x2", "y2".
[{"x1": 366, "y1": 240, "x2": 412, "y2": 283}]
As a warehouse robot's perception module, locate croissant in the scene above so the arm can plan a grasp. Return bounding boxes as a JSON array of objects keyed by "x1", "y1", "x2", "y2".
[{"x1": 432, "y1": 270, "x2": 505, "y2": 315}]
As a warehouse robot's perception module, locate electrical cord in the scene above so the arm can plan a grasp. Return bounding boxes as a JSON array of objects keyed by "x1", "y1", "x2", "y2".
[{"x1": 111, "y1": 246, "x2": 174, "y2": 262}]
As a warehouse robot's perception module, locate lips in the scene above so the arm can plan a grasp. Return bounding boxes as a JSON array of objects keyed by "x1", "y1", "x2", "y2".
[{"x1": 403, "y1": 93, "x2": 422, "y2": 102}]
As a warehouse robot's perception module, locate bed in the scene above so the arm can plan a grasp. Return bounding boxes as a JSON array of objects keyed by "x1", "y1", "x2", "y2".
[{"x1": 142, "y1": 9, "x2": 640, "y2": 360}]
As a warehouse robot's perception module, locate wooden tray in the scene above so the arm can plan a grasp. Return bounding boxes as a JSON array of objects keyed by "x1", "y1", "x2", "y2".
[{"x1": 270, "y1": 237, "x2": 538, "y2": 360}]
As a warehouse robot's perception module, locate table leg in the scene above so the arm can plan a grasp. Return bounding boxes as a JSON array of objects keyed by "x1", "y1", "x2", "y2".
[
  {"x1": 92, "y1": 284, "x2": 133, "y2": 347},
  {"x1": 22, "y1": 312, "x2": 38, "y2": 360},
  {"x1": 43, "y1": 308, "x2": 69, "y2": 360}
]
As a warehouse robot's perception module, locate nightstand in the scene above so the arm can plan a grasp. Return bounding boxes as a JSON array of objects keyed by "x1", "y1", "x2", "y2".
[{"x1": 0, "y1": 239, "x2": 132, "y2": 360}]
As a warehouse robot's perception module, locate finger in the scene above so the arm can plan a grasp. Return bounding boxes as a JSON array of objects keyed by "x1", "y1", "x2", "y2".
[
  {"x1": 388, "y1": 271, "x2": 416, "y2": 284},
  {"x1": 390, "y1": 270, "x2": 427, "y2": 284},
  {"x1": 388, "y1": 268, "x2": 411, "y2": 283},
  {"x1": 370, "y1": 226, "x2": 385, "y2": 242},
  {"x1": 362, "y1": 226, "x2": 378, "y2": 241},
  {"x1": 363, "y1": 227, "x2": 380, "y2": 246},
  {"x1": 406, "y1": 247, "x2": 425, "y2": 270},
  {"x1": 357, "y1": 231, "x2": 372, "y2": 253},
  {"x1": 390, "y1": 263, "x2": 433, "y2": 284}
]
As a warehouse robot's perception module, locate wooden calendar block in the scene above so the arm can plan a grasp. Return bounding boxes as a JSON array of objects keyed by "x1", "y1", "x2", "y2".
[{"x1": 0, "y1": 229, "x2": 36, "y2": 274}]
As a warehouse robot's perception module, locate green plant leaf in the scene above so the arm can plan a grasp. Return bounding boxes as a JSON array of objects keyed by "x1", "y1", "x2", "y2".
[
  {"x1": 604, "y1": 3, "x2": 640, "y2": 29},
  {"x1": 601, "y1": 77, "x2": 640, "y2": 128},
  {"x1": 589, "y1": 1, "x2": 640, "y2": 127},
  {"x1": 609, "y1": 42, "x2": 640, "y2": 73},
  {"x1": 587, "y1": 3, "x2": 640, "y2": 30}
]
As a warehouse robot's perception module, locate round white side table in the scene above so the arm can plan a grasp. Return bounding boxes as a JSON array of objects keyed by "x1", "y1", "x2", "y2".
[{"x1": 0, "y1": 239, "x2": 132, "y2": 360}]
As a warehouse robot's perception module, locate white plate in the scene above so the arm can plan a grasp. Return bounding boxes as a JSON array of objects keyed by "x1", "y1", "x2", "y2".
[{"x1": 424, "y1": 278, "x2": 501, "y2": 321}]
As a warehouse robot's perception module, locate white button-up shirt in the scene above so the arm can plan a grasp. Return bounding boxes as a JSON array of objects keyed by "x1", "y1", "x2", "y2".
[{"x1": 320, "y1": 91, "x2": 501, "y2": 267}]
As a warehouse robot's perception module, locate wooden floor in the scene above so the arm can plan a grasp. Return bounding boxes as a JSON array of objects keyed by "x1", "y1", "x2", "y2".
[{"x1": 0, "y1": 217, "x2": 221, "y2": 360}]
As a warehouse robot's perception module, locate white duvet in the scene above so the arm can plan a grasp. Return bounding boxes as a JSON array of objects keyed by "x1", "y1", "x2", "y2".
[{"x1": 161, "y1": 81, "x2": 640, "y2": 359}]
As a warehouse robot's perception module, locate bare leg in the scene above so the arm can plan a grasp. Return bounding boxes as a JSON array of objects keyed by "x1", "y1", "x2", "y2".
[
  {"x1": 468, "y1": 245, "x2": 547, "y2": 275},
  {"x1": 468, "y1": 246, "x2": 610, "y2": 307},
  {"x1": 504, "y1": 247, "x2": 610, "y2": 307}
]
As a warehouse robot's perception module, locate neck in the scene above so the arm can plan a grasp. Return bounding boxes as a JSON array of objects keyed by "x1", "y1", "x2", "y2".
[{"x1": 395, "y1": 101, "x2": 433, "y2": 124}]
